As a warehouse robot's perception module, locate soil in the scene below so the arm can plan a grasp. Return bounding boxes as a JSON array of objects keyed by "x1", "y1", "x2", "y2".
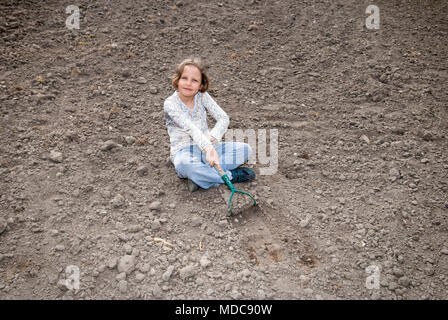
[{"x1": 1, "y1": 0, "x2": 447, "y2": 300}]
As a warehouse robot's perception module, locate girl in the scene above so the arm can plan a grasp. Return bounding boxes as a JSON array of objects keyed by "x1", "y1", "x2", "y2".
[{"x1": 164, "y1": 57, "x2": 255, "y2": 192}]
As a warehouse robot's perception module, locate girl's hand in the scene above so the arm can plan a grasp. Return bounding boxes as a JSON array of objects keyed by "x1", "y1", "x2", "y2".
[{"x1": 204, "y1": 144, "x2": 219, "y2": 167}]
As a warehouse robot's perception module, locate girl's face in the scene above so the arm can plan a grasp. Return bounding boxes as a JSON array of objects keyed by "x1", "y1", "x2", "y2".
[{"x1": 178, "y1": 65, "x2": 202, "y2": 98}]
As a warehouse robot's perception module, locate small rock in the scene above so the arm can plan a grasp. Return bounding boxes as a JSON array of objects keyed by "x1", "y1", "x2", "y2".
[
  {"x1": 135, "y1": 272, "x2": 145, "y2": 282},
  {"x1": 136, "y1": 77, "x2": 147, "y2": 84},
  {"x1": 152, "y1": 285, "x2": 162, "y2": 298},
  {"x1": 149, "y1": 201, "x2": 161, "y2": 211},
  {"x1": 124, "y1": 244, "x2": 132, "y2": 254},
  {"x1": 136, "y1": 166, "x2": 149, "y2": 176},
  {"x1": 118, "y1": 280, "x2": 128, "y2": 293},
  {"x1": 393, "y1": 266, "x2": 404, "y2": 277},
  {"x1": 398, "y1": 276, "x2": 411, "y2": 287},
  {"x1": 116, "y1": 272, "x2": 126, "y2": 281},
  {"x1": 218, "y1": 220, "x2": 228, "y2": 228},
  {"x1": 299, "y1": 215, "x2": 311, "y2": 228},
  {"x1": 248, "y1": 24, "x2": 259, "y2": 31},
  {"x1": 191, "y1": 216, "x2": 202, "y2": 227},
  {"x1": 139, "y1": 264, "x2": 150, "y2": 273},
  {"x1": 118, "y1": 233, "x2": 129, "y2": 242},
  {"x1": 441, "y1": 248, "x2": 448, "y2": 255},
  {"x1": 257, "y1": 289, "x2": 266, "y2": 299},
  {"x1": 151, "y1": 219, "x2": 161, "y2": 230},
  {"x1": 124, "y1": 136, "x2": 136, "y2": 145},
  {"x1": 421, "y1": 158, "x2": 429, "y2": 164},
  {"x1": 54, "y1": 245, "x2": 65, "y2": 252},
  {"x1": 149, "y1": 87, "x2": 158, "y2": 94},
  {"x1": 179, "y1": 265, "x2": 197, "y2": 280},
  {"x1": 360, "y1": 135, "x2": 370, "y2": 144},
  {"x1": 200, "y1": 255, "x2": 211, "y2": 268},
  {"x1": 49, "y1": 150, "x2": 63, "y2": 163},
  {"x1": 100, "y1": 140, "x2": 121, "y2": 151},
  {"x1": 108, "y1": 257, "x2": 118, "y2": 269},
  {"x1": 162, "y1": 265, "x2": 175, "y2": 281},
  {"x1": 117, "y1": 255, "x2": 136, "y2": 274},
  {"x1": 111, "y1": 194, "x2": 125, "y2": 208}
]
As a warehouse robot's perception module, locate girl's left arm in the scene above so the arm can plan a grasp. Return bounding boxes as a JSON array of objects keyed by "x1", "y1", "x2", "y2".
[{"x1": 202, "y1": 92, "x2": 230, "y2": 142}]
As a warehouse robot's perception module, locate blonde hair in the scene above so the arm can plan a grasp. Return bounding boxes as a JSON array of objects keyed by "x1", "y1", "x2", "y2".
[{"x1": 172, "y1": 57, "x2": 210, "y2": 93}]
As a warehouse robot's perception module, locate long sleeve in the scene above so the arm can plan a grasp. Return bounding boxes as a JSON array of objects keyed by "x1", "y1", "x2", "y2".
[
  {"x1": 164, "y1": 99, "x2": 212, "y2": 152},
  {"x1": 201, "y1": 92, "x2": 230, "y2": 142}
]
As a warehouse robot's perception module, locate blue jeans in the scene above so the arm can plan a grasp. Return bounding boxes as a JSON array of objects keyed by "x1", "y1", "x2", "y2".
[{"x1": 173, "y1": 142, "x2": 252, "y2": 189}]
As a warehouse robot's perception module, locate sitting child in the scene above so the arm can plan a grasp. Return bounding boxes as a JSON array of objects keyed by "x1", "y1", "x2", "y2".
[{"x1": 163, "y1": 57, "x2": 255, "y2": 192}]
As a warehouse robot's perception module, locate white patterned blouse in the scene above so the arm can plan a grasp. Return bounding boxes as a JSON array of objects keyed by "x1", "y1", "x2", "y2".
[{"x1": 164, "y1": 90, "x2": 230, "y2": 162}]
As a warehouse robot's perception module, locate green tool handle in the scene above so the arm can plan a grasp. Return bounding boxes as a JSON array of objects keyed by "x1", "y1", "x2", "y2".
[{"x1": 214, "y1": 164, "x2": 235, "y2": 192}]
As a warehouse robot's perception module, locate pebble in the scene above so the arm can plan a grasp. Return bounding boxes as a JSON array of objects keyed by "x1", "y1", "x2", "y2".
[
  {"x1": 49, "y1": 150, "x2": 63, "y2": 163},
  {"x1": 124, "y1": 136, "x2": 136, "y2": 145},
  {"x1": 389, "y1": 168, "x2": 400, "y2": 180},
  {"x1": 191, "y1": 216, "x2": 202, "y2": 227},
  {"x1": 118, "y1": 280, "x2": 128, "y2": 293},
  {"x1": 135, "y1": 272, "x2": 145, "y2": 282},
  {"x1": 441, "y1": 248, "x2": 448, "y2": 255},
  {"x1": 149, "y1": 87, "x2": 158, "y2": 94},
  {"x1": 118, "y1": 233, "x2": 129, "y2": 242},
  {"x1": 398, "y1": 276, "x2": 411, "y2": 287},
  {"x1": 200, "y1": 255, "x2": 211, "y2": 268},
  {"x1": 151, "y1": 219, "x2": 161, "y2": 230},
  {"x1": 54, "y1": 244, "x2": 65, "y2": 252},
  {"x1": 149, "y1": 201, "x2": 161, "y2": 211},
  {"x1": 388, "y1": 282, "x2": 398, "y2": 291},
  {"x1": 360, "y1": 134, "x2": 370, "y2": 144},
  {"x1": 257, "y1": 289, "x2": 266, "y2": 299},
  {"x1": 111, "y1": 194, "x2": 125, "y2": 208},
  {"x1": 116, "y1": 272, "x2": 126, "y2": 281},
  {"x1": 299, "y1": 215, "x2": 311, "y2": 228},
  {"x1": 162, "y1": 265, "x2": 175, "y2": 281},
  {"x1": 136, "y1": 165, "x2": 149, "y2": 176},
  {"x1": 230, "y1": 289, "x2": 241, "y2": 299},
  {"x1": 136, "y1": 77, "x2": 147, "y2": 84},
  {"x1": 152, "y1": 285, "x2": 162, "y2": 298},
  {"x1": 124, "y1": 244, "x2": 132, "y2": 254},
  {"x1": 218, "y1": 220, "x2": 228, "y2": 228},
  {"x1": 117, "y1": 255, "x2": 136, "y2": 274},
  {"x1": 393, "y1": 266, "x2": 404, "y2": 277},
  {"x1": 139, "y1": 263, "x2": 150, "y2": 273},
  {"x1": 179, "y1": 265, "x2": 197, "y2": 280},
  {"x1": 108, "y1": 257, "x2": 118, "y2": 269},
  {"x1": 100, "y1": 140, "x2": 120, "y2": 151},
  {"x1": 421, "y1": 158, "x2": 429, "y2": 164}
]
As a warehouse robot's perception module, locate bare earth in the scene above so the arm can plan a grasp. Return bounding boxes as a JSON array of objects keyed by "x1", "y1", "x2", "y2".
[{"x1": 0, "y1": 0, "x2": 447, "y2": 300}]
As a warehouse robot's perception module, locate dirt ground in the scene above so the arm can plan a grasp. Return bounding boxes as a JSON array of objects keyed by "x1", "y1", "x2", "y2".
[{"x1": 1, "y1": 0, "x2": 447, "y2": 300}]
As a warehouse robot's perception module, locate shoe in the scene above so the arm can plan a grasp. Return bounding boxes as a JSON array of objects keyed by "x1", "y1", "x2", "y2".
[
  {"x1": 229, "y1": 167, "x2": 256, "y2": 183},
  {"x1": 187, "y1": 178, "x2": 199, "y2": 192}
]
